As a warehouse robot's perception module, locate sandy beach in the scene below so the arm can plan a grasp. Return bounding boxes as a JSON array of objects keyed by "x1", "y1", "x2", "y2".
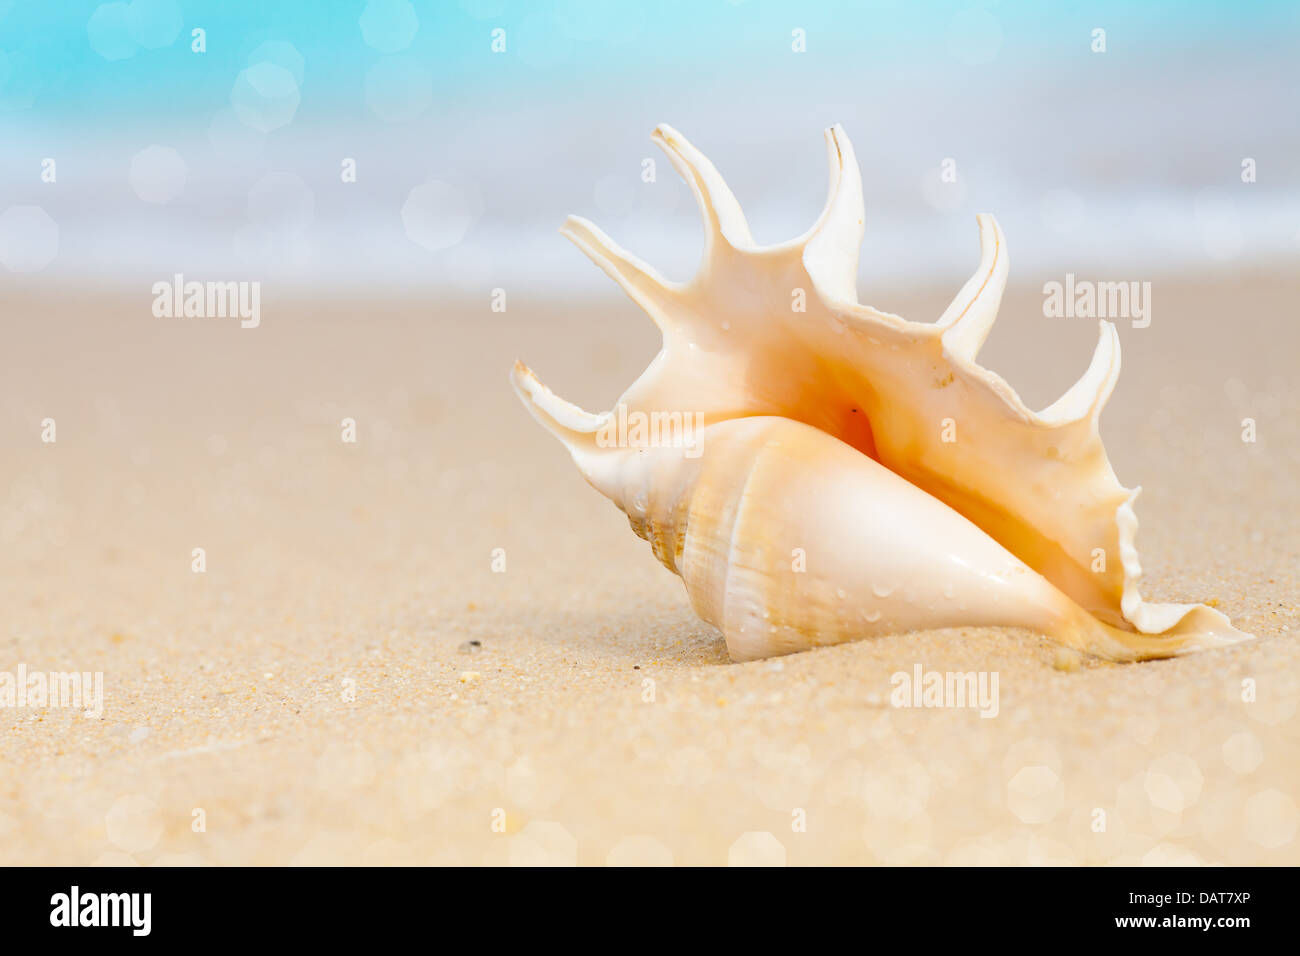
[{"x1": 1, "y1": 270, "x2": 1296, "y2": 866}]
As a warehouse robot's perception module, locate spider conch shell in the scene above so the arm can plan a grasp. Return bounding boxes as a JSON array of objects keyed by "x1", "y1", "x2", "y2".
[{"x1": 511, "y1": 124, "x2": 1251, "y2": 662}]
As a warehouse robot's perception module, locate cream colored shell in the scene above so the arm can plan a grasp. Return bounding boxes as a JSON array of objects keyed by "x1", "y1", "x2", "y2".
[{"x1": 511, "y1": 123, "x2": 1251, "y2": 662}]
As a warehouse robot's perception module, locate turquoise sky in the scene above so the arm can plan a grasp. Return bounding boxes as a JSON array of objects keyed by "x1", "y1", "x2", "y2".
[
  {"x1": 1, "y1": 1, "x2": 1296, "y2": 288},
  {"x1": 3, "y1": 1, "x2": 1298, "y2": 120}
]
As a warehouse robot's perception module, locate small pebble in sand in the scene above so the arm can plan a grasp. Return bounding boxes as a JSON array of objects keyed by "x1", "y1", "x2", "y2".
[
  {"x1": 459, "y1": 671, "x2": 481, "y2": 683},
  {"x1": 1052, "y1": 647, "x2": 1082, "y2": 672}
]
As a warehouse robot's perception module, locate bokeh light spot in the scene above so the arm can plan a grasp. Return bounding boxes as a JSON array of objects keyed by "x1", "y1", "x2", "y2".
[
  {"x1": 129, "y1": 144, "x2": 188, "y2": 204},
  {"x1": 402, "y1": 180, "x2": 483, "y2": 252},
  {"x1": 360, "y1": 0, "x2": 419, "y2": 53},
  {"x1": 1222, "y1": 732, "x2": 1264, "y2": 774},
  {"x1": 248, "y1": 40, "x2": 306, "y2": 86},
  {"x1": 728, "y1": 831, "x2": 786, "y2": 867},
  {"x1": 0, "y1": 205, "x2": 59, "y2": 272},
  {"x1": 87, "y1": 3, "x2": 138, "y2": 61},
  {"x1": 104, "y1": 794, "x2": 163, "y2": 853},
  {"x1": 1143, "y1": 754, "x2": 1203, "y2": 814},
  {"x1": 231, "y1": 62, "x2": 301, "y2": 132},
  {"x1": 126, "y1": 0, "x2": 183, "y2": 50},
  {"x1": 1006, "y1": 766, "x2": 1064, "y2": 824}
]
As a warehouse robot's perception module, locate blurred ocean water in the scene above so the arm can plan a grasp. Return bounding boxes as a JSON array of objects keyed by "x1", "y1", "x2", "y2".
[{"x1": 0, "y1": 0, "x2": 1297, "y2": 293}]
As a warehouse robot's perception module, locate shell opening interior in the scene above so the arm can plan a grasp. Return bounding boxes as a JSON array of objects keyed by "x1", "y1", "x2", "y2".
[{"x1": 825, "y1": 401, "x2": 878, "y2": 462}]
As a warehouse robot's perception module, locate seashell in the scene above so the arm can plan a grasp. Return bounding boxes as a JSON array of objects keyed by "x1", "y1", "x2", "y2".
[{"x1": 511, "y1": 124, "x2": 1251, "y2": 662}]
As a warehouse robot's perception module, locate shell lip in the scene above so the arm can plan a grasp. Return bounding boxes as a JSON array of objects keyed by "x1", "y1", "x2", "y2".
[{"x1": 510, "y1": 360, "x2": 607, "y2": 441}]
